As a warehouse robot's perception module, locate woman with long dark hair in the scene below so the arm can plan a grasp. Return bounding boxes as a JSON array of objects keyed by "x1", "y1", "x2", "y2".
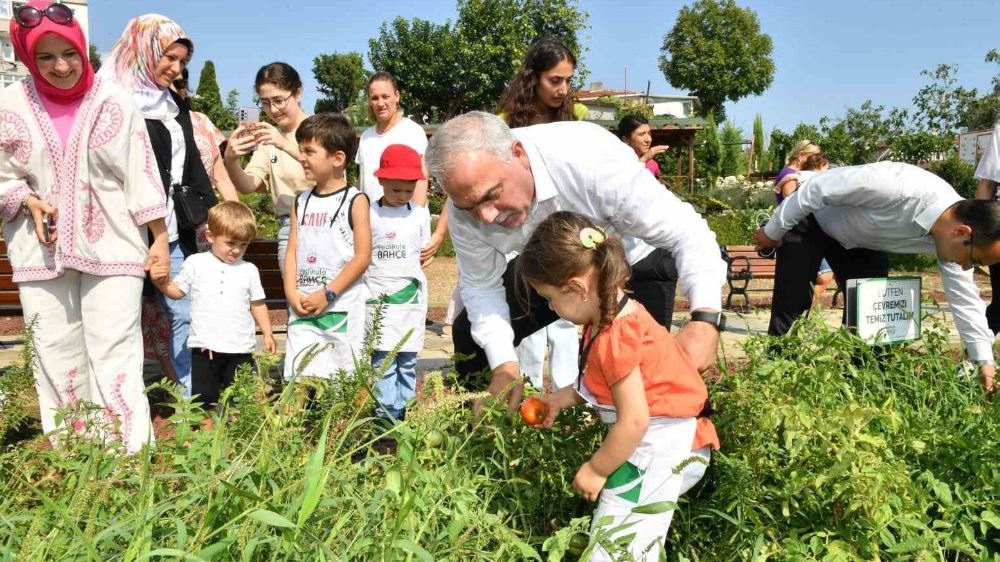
[
  {"x1": 497, "y1": 37, "x2": 587, "y2": 127},
  {"x1": 493, "y1": 36, "x2": 587, "y2": 390}
]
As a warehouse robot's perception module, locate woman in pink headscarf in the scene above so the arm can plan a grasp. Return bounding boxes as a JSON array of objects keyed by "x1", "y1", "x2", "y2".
[{"x1": 0, "y1": 1, "x2": 169, "y2": 452}]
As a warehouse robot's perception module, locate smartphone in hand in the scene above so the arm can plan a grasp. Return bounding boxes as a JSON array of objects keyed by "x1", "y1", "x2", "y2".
[
  {"x1": 237, "y1": 107, "x2": 261, "y2": 152},
  {"x1": 41, "y1": 215, "x2": 51, "y2": 243}
]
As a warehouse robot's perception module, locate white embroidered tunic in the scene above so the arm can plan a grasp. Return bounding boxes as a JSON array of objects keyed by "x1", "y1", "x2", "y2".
[{"x1": 0, "y1": 77, "x2": 167, "y2": 282}]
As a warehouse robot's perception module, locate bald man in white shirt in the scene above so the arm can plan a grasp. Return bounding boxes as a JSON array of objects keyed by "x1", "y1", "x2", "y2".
[
  {"x1": 754, "y1": 161, "x2": 1000, "y2": 393},
  {"x1": 426, "y1": 111, "x2": 727, "y2": 408}
]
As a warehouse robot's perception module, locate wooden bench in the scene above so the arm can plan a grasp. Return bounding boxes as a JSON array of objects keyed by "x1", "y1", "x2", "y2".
[
  {"x1": 721, "y1": 245, "x2": 775, "y2": 312},
  {"x1": 0, "y1": 241, "x2": 21, "y2": 316},
  {"x1": 0, "y1": 239, "x2": 288, "y2": 314},
  {"x1": 242, "y1": 239, "x2": 287, "y2": 310},
  {"x1": 720, "y1": 244, "x2": 844, "y2": 312}
]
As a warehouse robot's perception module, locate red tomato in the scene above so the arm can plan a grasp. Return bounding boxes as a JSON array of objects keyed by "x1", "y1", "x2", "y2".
[{"x1": 520, "y1": 397, "x2": 548, "y2": 426}]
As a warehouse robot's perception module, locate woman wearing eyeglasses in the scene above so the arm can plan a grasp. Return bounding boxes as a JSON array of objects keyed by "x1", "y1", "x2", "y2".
[
  {"x1": 0, "y1": 1, "x2": 169, "y2": 451},
  {"x1": 223, "y1": 62, "x2": 312, "y2": 271}
]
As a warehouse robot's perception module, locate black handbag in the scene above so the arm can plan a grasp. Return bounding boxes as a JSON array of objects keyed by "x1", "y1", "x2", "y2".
[{"x1": 171, "y1": 183, "x2": 212, "y2": 230}]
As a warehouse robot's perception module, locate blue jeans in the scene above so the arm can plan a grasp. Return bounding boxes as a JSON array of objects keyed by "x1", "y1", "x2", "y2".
[
  {"x1": 372, "y1": 350, "x2": 417, "y2": 420},
  {"x1": 161, "y1": 240, "x2": 192, "y2": 396},
  {"x1": 277, "y1": 216, "x2": 291, "y2": 274}
]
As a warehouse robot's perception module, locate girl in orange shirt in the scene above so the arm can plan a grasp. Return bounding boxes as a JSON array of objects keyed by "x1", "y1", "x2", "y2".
[{"x1": 519, "y1": 211, "x2": 719, "y2": 561}]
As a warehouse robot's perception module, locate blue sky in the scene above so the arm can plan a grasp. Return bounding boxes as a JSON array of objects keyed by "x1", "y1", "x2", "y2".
[{"x1": 89, "y1": 0, "x2": 1000, "y2": 135}]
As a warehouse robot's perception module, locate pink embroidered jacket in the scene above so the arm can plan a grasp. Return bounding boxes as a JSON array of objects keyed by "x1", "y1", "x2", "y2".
[{"x1": 0, "y1": 77, "x2": 166, "y2": 282}]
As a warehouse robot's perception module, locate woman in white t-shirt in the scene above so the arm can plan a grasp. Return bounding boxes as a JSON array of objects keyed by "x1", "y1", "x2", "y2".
[
  {"x1": 357, "y1": 72, "x2": 448, "y2": 263},
  {"x1": 357, "y1": 72, "x2": 427, "y2": 202}
]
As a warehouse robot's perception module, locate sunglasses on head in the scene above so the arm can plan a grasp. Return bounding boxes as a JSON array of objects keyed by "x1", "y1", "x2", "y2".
[{"x1": 14, "y1": 3, "x2": 74, "y2": 28}]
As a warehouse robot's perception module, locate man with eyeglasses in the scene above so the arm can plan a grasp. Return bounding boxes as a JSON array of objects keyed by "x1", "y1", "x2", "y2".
[{"x1": 754, "y1": 161, "x2": 1000, "y2": 393}]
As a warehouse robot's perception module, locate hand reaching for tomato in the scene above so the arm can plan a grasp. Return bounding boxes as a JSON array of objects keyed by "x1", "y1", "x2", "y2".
[{"x1": 573, "y1": 461, "x2": 607, "y2": 502}]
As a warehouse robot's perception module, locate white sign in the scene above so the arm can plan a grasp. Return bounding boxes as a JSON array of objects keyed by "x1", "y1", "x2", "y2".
[
  {"x1": 958, "y1": 128, "x2": 994, "y2": 166},
  {"x1": 845, "y1": 277, "x2": 921, "y2": 344}
]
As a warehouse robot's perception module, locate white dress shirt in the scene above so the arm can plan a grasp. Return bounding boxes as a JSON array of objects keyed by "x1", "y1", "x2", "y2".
[
  {"x1": 764, "y1": 161, "x2": 995, "y2": 363},
  {"x1": 974, "y1": 125, "x2": 1000, "y2": 185},
  {"x1": 449, "y1": 121, "x2": 726, "y2": 370}
]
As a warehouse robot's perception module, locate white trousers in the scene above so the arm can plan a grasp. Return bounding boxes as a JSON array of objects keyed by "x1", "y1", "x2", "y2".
[
  {"x1": 516, "y1": 319, "x2": 579, "y2": 390},
  {"x1": 19, "y1": 271, "x2": 152, "y2": 453},
  {"x1": 590, "y1": 417, "x2": 710, "y2": 562}
]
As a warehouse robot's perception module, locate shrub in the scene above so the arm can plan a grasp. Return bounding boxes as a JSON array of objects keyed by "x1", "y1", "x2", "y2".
[
  {"x1": 929, "y1": 154, "x2": 976, "y2": 198},
  {"x1": 705, "y1": 208, "x2": 767, "y2": 245},
  {"x1": 889, "y1": 253, "x2": 939, "y2": 272},
  {"x1": 239, "y1": 192, "x2": 280, "y2": 240},
  {"x1": 672, "y1": 313, "x2": 1000, "y2": 560}
]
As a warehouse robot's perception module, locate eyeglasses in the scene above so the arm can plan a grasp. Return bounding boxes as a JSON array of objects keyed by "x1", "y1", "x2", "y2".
[
  {"x1": 258, "y1": 94, "x2": 293, "y2": 109},
  {"x1": 14, "y1": 3, "x2": 74, "y2": 28},
  {"x1": 968, "y1": 230, "x2": 982, "y2": 268}
]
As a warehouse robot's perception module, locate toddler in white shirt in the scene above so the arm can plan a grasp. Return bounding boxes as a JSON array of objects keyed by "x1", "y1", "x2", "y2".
[{"x1": 153, "y1": 202, "x2": 276, "y2": 407}]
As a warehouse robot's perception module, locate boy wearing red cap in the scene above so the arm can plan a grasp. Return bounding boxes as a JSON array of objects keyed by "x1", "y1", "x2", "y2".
[{"x1": 366, "y1": 144, "x2": 431, "y2": 421}]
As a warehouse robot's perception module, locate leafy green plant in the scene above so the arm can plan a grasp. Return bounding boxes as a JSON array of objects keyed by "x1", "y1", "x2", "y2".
[
  {"x1": 0, "y1": 318, "x2": 39, "y2": 444},
  {"x1": 672, "y1": 312, "x2": 1000, "y2": 560},
  {"x1": 3, "y1": 283, "x2": 999, "y2": 561},
  {"x1": 239, "y1": 192, "x2": 280, "y2": 240}
]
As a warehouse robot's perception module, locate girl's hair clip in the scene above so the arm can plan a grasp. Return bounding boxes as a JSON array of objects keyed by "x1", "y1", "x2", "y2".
[{"x1": 580, "y1": 227, "x2": 606, "y2": 249}]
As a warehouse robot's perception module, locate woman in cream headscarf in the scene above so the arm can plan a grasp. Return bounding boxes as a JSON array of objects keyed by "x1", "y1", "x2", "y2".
[
  {"x1": 99, "y1": 15, "x2": 217, "y2": 396},
  {"x1": 1, "y1": 1, "x2": 169, "y2": 451}
]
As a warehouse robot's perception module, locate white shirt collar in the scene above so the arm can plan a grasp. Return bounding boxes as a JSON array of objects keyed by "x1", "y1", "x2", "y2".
[
  {"x1": 914, "y1": 192, "x2": 961, "y2": 233},
  {"x1": 515, "y1": 132, "x2": 557, "y2": 204}
]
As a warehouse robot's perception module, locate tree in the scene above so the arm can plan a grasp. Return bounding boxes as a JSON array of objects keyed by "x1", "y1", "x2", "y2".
[
  {"x1": 790, "y1": 122, "x2": 821, "y2": 145},
  {"x1": 700, "y1": 112, "x2": 721, "y2": 187},
  {"x1": 659, "y1": 0, "x2": 774, "y2": 119},
  {"x1": 817, "y1": 101, "x2": 903, "y2": 165},
  {"x1": 368, "y1": 0, "x2": 589, "y2": 121},
  {"x1": 767, "y1": 128, "x2": 791, "y2": 171},
  {"x1": 752, "y1": 114, "x2": 767, "y2": 171},
  {"x1": 312, "y1": 52, "x2": 367, "y2": 113},
  {"x1": 88, "y1": 44, "x2": 102, "y2": 72},
  {"x1": 369, "y1": 17, "x2": 464, "y2": 121},
  {"x1": 719, "y1": 120, "x2": 746, "y2": 176},
  {"x1": 192, "y1": 61, "x2": 236, "y2": 130},
  {"x1": 959, "y1": 49, "x2": 1000, "y2": 130},
  {"x1": 911, "y1": 64, "x2": 978, "y2": 134},
  {"x1": 224, "y1": 89, "x2": 239, "y2": 131}
]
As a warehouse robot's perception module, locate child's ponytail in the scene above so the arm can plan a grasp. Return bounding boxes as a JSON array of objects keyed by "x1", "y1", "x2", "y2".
[{"x1": 593, "y1": 234, "x2": 630, "y2": 328}]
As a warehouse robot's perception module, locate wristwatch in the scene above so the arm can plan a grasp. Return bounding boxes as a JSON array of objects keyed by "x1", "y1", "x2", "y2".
[
  {"x1": 973, "y1": 359, "x2": 996, "y2": 367},
  {"x1": 691, "y1": 310, "x2": 726, "y2": 332},
  {"x1": 324, "y1": 287, "x2": 338, "y2": 304}
]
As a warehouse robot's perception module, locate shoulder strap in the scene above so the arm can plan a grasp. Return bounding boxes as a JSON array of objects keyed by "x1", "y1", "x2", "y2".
[{"x1": 347, "y1": 192, "x2": 369, "y2": 231}]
